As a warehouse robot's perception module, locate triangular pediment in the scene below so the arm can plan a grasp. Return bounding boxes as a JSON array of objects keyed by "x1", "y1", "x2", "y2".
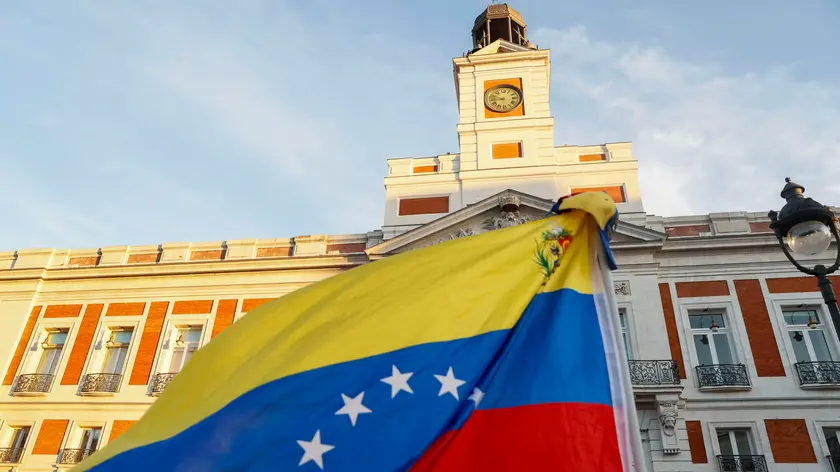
[
  {"x1": 367, "y1": 190, "x2": 666, "y2": 257},
  {"x1": 471, "y1": 39, "x2": 532, "y2": 55}
]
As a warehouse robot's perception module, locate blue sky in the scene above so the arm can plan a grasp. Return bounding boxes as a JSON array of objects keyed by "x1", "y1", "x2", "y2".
[{"x1": 1, "y1": 1, "x2": 838, "y2": 251}]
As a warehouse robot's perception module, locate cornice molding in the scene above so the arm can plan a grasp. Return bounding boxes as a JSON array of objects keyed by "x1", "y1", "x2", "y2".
[{"x1": 0, "y1": 255, "x2": 368, "y2": 283}]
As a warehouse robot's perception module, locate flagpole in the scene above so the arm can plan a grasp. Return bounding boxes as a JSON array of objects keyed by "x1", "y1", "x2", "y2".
[{"x1": 596, "y1": 241, "x2": 649, "y2": 472}]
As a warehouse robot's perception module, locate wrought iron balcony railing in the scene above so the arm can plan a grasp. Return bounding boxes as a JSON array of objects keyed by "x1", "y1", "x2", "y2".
[
  {"x1": 79, "y1": 373, "x2": 122, "y2": 394},
  {"x1": 628, "y1": 360, "x2": 680, "y2": 386},
  {"x1": 717, "y1": 455, "x2": 768, "y2": 472},
  {"x1": 58, "y1": 448, "x2": 95, "y2": 464},
  {"x1": 0, "y1": 447, "x2": 24, "y2": 464},
  {"x1": 10, "y1": 373, "x2": 54, "y2": 395},
  {"x1": 150, "y1": 373, "x2": 177, "y2": 396},
  {"x1": 830, "y1": 454, "x2": 840, "y2": 472},
  {"x1": 794, "y1": 361, "x2": 840, "y2": 386},
  {"x1": 696, "y1": 364, "x2": 750, "y2": 389}
]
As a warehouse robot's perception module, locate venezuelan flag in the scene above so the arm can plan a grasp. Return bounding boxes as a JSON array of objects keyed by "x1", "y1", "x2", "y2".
[{"x1": 73, "y1": 192, "x2": 643, "y2": 472}]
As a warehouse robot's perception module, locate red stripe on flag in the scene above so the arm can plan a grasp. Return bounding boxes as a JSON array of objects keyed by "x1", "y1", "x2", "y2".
[{"x1": 411, "y1": 402, "x2": 622, "y2": 472}]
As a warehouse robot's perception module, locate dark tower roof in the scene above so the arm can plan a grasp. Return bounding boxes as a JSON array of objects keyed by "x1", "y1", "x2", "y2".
[{"x1": 471, "y1": 3, "x2": 535, "y2": 51}]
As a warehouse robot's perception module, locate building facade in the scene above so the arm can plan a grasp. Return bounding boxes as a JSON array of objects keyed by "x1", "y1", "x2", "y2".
[{"x1": 1, "y1": 4, "x2": 839, "y2": 472}]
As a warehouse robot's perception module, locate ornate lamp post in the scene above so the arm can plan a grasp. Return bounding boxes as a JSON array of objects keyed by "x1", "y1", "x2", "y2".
[{"x1": 768, "y1": 178, "x2": 840, "y2": 342}]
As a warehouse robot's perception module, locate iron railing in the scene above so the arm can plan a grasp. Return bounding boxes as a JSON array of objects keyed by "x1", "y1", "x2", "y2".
[
  {"x1": 79, "y1": 373, "x2": 122, "y2": 394},
  {"x1": 11, "y1": 373, "x2": 53, "y2": 394},
  {"x1": 696, "y1": 364, "x2": 750, "y2": 389},
  {"x1": 58, "y1": 448, "x2": 95, "y2": 464},
  {"x1": 830, "y1": 454, "x2": 840, "y2": 472},
  {"x1": 794, "y1": 361, "x2": 840, "y2": 386},
  {"x1": 717, "y1": 455, "x2": 768, "y2": 472},
  {"x1": 0, "y1": 448, "x2": 24, "y2": 464},
  {"x1": 150, "y1": 373, "x2": 177, "y2": 396},
  {"x1": 628, "y1": 360, "x2": 680, "y2": 386}
]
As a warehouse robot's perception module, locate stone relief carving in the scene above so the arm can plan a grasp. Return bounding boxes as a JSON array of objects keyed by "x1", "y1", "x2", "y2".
[
  {"x1": 483, "y1": 210, "x2": 533, "y2": 231},
  {"x1": 613, "y1": 281, "x2": 630, "y2": 296},
  {"x1": 657, "y1": 400, "x2": 680, "y2": 454}
]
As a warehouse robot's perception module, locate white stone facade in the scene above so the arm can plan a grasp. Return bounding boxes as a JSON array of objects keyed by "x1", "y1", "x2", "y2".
[{"x1": 1, "y1": 4, "x2": 839, "y2": 472}]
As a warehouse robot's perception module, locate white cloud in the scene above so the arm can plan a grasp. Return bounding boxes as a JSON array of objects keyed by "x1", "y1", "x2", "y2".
[{"x1": 533, "y1": 26, "x2": 840, "y2": 217}]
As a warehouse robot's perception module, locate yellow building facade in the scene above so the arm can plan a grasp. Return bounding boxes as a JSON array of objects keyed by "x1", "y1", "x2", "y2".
[{"x1": 2, "y1": 4, "x2": 840, "y2": 472}]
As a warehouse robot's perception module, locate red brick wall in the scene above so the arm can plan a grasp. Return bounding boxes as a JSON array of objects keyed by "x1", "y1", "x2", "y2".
[
  {"x1": 172, "y1": 300, "x2": 213, "y2": 315},
  {"x1": 68, "y1": 256, "x2": 99, "y2": 267},
  {"x1": 3, "y1": 305, "x2": 42, "y2": 385},
  {"x1": 734, "y1": 280, "x2": 785, "y2": 377},
  {"x1": 686, "y1": 421, "x2": 708, "y2": 463},
  {"x1": 128, "y1": 301, "x2": 169, "y2": 385},
  {"x1": 256, "y1": 246, "x2": 293, "y2": 257},
  {"x1": 749, "y1": 222, "x2": 773, "y2": 233},
  {"x1": 578, "y1": 153, "x2": 606, "y2": 162},
  {"x1": 675, "y1": 281, "x2": 730, "y2": 298},
  {"x1": 43, "y1": 304, "x2": 83, "y2": 318},
  {"x1": 326, "y1": 243, "x2": 367, "y2": 254},
  {"x1": 765, "y1": 419, "x2": 817, "y2": 463},
  {"x1": 106, "y1": 302, "x2": 146, "y2": 317},
  {"x1": 190, "y1": 250, "x2": 225, "y2": 261},
  {"x1": 108, "y1": 420, "x2": 136, "y2": 442},
  {"x1": 665, "y1": 225, "x2": 710, "y2": 237},
  {"x1": 212, "y1": 300, "x2": 238, "y2": 339},
  {"x1": 32, "y1": 420, "x2": 69, "y2": 455},
  {"x1": 61, "y1": 304, "x2": 104, "y2": 385},
  {"x1": 242, "y1": 298, "x2": 273, "y2": 313},
  {"x1": 127, "y1": 253, "x2": 158, "y2": 264},
  {"x1": 658, "y1": 283, "x2": 686, "y2": 379},
  {"x1": 398, "y1": 196, "x2": 450, "y2": 216}
]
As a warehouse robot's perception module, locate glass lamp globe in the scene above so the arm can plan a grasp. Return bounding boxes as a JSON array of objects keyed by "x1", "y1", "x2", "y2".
[{"x1": 786, "y1": 220, "x2": 832, "y2": 255}]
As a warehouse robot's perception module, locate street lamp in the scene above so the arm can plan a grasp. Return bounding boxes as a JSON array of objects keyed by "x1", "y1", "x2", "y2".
[{"x1": 768, "y1": 177, "x2": 840, "y2": 342}]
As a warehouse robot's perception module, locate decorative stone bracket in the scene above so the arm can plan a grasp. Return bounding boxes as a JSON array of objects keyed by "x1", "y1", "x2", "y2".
[{"x1": 656, "y1": 393, "x2": 685, "y2": 454}]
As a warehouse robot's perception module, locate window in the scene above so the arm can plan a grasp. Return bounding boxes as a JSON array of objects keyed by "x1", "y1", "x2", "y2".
[
  {"x1": 79, "y1": 428, "x2": 101, "y2": 453},
  {"x1": 103, "y1": 328, "x2": 133, "y2": 374},
  {"x1": 717, "y1": 429, "x2": 755, "y2": 457},
  {"x1": 783, "y1": 308, "x2": 834, "y2": 363},
  {"x1": 0, "y1": 426, "x2": 30, "y2": 463},
  {"x1": 37, "y1": 329, "x2": 68, "y2": 375},
  {"x1": 824, "y1": 426, "x2": 840, "y2": 457},
  {"x1": 618, "y1": 308, "x2": 633, "y2": 360},
  {"x1": 169, "y1": 326, "x2": 201, "y2": 373},
  {"x1": 689, "y1": 312, "x2": 735, "y2": 366},
  {"x1": 60, "y1": 427, "x2": 101, "y2": 464}
]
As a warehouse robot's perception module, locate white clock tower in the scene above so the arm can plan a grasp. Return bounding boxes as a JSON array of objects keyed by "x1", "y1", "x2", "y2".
[{"x1": 381, "y1": 4, "x2": 645, "y2": 239}]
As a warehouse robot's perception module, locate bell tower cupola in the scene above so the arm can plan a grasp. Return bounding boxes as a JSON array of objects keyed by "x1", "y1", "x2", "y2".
[{"x1": 471, "y1": 3, "x2": 535, "y2": 51}]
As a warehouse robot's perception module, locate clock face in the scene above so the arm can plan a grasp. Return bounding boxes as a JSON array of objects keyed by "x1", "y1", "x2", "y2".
[{"x1": 484, "y1": 84, "x2": 523, "y2": 113}]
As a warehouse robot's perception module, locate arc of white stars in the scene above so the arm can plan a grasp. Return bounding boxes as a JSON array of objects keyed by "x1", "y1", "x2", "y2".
[
  {"x1": 297, "y1": 430, "x2": 334, "y2": 470},
  {"x1": 468, "y1": 387, "x2": 485, "y2": 407},
  {"x1": 434, "y1": 367, "x2": 466, "y2": 400},
  {"x1": 335, "y1": 392, "x2": 372, "y2": 426},
  {"x1": 380, "y1": 364, "x2": 414, "y2": 398}
]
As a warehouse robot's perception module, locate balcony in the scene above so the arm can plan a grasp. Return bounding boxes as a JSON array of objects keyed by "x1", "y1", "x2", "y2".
[
  {"x1": 696, "y1": 364, "x2": 751, "y2": 391},
  {"x1": 79, "y1": 373, "x2": 122, "y2": 395},
  {"x1": 717, "y1": 455, "x2": 768, "y2": 471},
  {"x1": 58, "y1": 448, "x2": 95, "y2": 465},
  {"x1": 629, "y1": 360, "x2": 680, "y2": 386},
  {"x1": 10, "y1": 373, "x2": 53, "y2": 396},
  {"x1": 149, "y1": 373, "x2": 177, "y2": 396},
  {"x1": 794, "y1": 361, "x2": 840, "y2": 387},
  {"x1": 0, "y1": 447, "x2": 23, "y2": 464},
  {"x1": 830, "y1": 455, "x2": 840, "y2": 472}
]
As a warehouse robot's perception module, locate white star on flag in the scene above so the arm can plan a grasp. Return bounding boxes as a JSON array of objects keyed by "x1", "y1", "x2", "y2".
[
  {"x1": 297, "y1": 430, "x2": 334, "y2": 470},
  {"x1": 380, "y1": 365, "x2": 414, "y2": 398},
  {"x1": 335, "y1": 392, "x2": 372, "y2": 426},
  {"x1": 468, "y1": 387, "x2": 485, "y2": 406},
  {"x1": 434, "y1": 367, "x2": 466, "y2": 400}
]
